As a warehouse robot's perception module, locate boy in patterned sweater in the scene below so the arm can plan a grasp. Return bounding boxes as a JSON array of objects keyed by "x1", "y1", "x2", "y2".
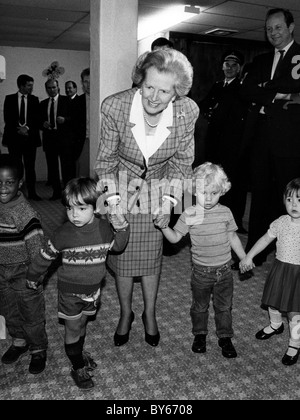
[
  {"x1": 26, "y1": 177, "x2": 130, "y2": 390},
  {"x1": 0, "y1": 154, "x2": 48, "y2": 374}
]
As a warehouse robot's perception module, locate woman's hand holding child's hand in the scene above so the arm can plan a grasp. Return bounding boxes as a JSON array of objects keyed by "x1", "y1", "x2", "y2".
[
  {"x1": 153, "y1": 199, "x2": 172, "y2": 229},
  {"x1": 107, "y1": 198, "x2": 128, "y2": 231}
]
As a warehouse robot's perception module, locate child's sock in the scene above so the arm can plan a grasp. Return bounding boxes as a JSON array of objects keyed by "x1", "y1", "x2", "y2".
[
  {"x1": 263, "y1": 307, "x2": 282, "y2": 334},
  {"x1": 65, "y1": 340, "x2": 85, "y2": 371},
  {"x1": 287, "y1": 319, "x2": 300, "y2": 357},
  {"x1": 79, "y1": 335, "x2": 85, "y2": 349}
]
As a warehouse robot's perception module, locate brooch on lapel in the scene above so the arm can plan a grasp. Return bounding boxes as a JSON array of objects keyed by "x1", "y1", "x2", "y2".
[{"x1": 176, "y1": 107, "x2": 185, "y2": 119}]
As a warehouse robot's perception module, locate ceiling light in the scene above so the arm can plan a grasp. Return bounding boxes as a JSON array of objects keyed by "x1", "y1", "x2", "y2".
[
  {"x1": 184, "y1": 5, "x2": 201, "y2": 14},
  {"x1": 205, "y1": 28, "x2": 238, "y2": 36},
  {"x1": 138, "y1": 5, "x2": 201, "y2": 40}
]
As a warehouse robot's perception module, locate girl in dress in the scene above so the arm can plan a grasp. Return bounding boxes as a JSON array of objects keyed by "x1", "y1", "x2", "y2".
[{"x1": 240, "y1": 178, "x2": 300, "y2": 366}]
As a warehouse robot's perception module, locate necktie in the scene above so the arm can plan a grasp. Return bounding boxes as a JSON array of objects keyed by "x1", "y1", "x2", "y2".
[
  {"x1": 19, "y1": 95, "x2": 25, "y2": 125},
  {"x1": 273, "y1": 50, "x2": 285, "y2": 79},
  {"x1": 50, "y1": 98, "x2": 55, "y2": 128}
]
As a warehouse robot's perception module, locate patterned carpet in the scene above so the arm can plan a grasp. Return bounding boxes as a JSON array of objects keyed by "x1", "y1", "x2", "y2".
[{"x1": 1, "y1": 184, "x2": 300, "y2": 400}]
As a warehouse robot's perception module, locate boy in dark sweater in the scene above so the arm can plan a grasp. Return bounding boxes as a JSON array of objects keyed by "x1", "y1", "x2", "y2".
[
  {"x1": 0, "y1": 154, "x2": 48, "y2": 374},
  {"x1": 26, "y1": 177, "x2": 129, "y2": 390}
]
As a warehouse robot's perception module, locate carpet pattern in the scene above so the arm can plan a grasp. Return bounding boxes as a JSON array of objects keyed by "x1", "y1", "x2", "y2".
[{"x1": 0, "y1": 185, "x2": 300, "y2": 400}]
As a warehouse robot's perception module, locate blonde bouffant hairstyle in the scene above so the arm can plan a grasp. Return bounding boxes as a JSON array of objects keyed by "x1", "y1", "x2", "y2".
[
  {"x1": 131, "y1": 48, "x2": 194, "y2": 97},
  {"x1": 192, "y1": 162, "x2": 231, "y2": 196}
]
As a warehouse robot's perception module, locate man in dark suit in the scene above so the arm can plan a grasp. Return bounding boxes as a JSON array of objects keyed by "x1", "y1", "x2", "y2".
[
  {"x1": 200, "y1": 50, "x2": 250, "y2": 234},
  {"x1": 40, "y1": 78, "x2": 73, "y2": 200},
  {"x1": 241, "y1": 8, "x2": 300, "y2": 266},
  {"x1": 65, "y1": 80, "x2": 85, "y2": 168},
  {"x1": 76, "y1": 68, "x2": 90, "y2": 177},
  {"x1": 2, "y1": 74, "x2": 41, "y2": 200},
  {"x1": 65, "y1": 80, "x2": 78, "y2": 101}
]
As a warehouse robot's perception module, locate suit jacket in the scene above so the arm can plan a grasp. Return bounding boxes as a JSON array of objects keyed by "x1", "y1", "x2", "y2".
[
  {"x1": 94, "y1": 88, "x2": 199, "y2": 213},
  {"x1": 240, "y1": 41, "x2": 300, "y2": 157},
  {"x1": 2, "y1": 92, "x2": 41, "y2": 147},
  {"x1": 75, "y1": 93, "x2": 87, "y2": 157},
  {"x1": 200, "y1": 77, "x2": 249, "y2": 162},
  {"x1": 39, "y1": 94, "x2": 71, "y2": 151}
]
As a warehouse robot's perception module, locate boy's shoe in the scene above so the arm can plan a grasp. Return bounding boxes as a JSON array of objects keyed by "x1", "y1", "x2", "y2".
[
  {"x1": 83, "y1": 350, "x2": 97, "y2": 370},
  {"x1": 1, "y1": 344, "x2": 29, "y2": 364},
  {"x1": 29, "y1": 350, "x2": 47, "y2": 374},
  {"x1": 192, "y1": 334, "x2": 206, "y2": 353},
  {"x1": 218, "y1": 338, "x2": 237, "y2": 358},
  {"x1": 71, "y1": 366, "x2": 94, "y2": 390}
]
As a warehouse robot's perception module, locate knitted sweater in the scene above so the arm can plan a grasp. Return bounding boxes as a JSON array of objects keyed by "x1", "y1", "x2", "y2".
[
  {"x1": 27, "y1": 216, "x2": 130, "y2": 294},
  {"x1": 0, "y1": 192, "x2": 44, "y2": 265}
]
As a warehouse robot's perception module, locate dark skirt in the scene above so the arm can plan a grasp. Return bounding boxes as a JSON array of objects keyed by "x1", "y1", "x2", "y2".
[
  {"x1": 262, "y1": 259, "x2": 300, "y2": 312},
  {"x1": 108, "y1": 213, "x2": 163, "y2": 277}
]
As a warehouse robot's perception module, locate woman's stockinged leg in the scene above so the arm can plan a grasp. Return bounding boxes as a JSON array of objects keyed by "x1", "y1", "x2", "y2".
[
  {"x1": 141, "y1": 274, "x2": 160, "y2": 335},
  {"x1": 115, "y1": 275, "x2": 134, "y2": 335}
]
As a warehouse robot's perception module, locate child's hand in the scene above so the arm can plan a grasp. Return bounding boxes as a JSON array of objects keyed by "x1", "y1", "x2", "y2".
[
  {"x1": 108, "y1": 199, "x2": 128, "y2": 231},
  {"x1": 239, "y1": 257, "x2": 255, "y2": 273},
  {"x1": 153, "y1": 199, "x2": 172, "y2": 229},
  {"x1": 26, "y1": 280, "x2": 39, "y2": 290}
]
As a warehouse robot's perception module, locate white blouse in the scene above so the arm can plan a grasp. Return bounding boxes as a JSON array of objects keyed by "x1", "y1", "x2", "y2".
[{"x1": 129, "y1": 90, "x2": 173, "y2": 165}]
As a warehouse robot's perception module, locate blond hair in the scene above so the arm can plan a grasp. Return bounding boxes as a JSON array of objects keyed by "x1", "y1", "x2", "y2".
[{"x1": 192, "y1": 162, "x2": 231, "y2": 196}]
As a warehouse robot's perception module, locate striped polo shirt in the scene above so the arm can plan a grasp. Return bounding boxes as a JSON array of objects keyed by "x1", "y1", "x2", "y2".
[{"x1": 174, "y1": 203, "x2": 237, "y2": 267}]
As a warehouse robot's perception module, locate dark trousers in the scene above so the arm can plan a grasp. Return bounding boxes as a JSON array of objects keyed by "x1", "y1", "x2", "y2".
[
  {"x1": 190, "y1": 263, "x2": 234, "y2": 338},
  {"x1": 44, "y1": 132, "x2": 76, "y2": 195},
  {"x1": 246, "y1": 115, "x2": 300, "y2": 261},
  {"x1": 8, "y1": 137, "x2": 38, "y2": 196},
  {"x1": 220, "y1": 161, "x2": 248, "y2": 229},
  {"x1": 0, "y1": 263, "x2": 48, "y2": 352}
]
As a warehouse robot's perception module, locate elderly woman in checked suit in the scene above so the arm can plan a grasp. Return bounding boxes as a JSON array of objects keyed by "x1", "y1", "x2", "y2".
[{"x1": 94, "y1": 49, "x2": 199, "y2": 347}]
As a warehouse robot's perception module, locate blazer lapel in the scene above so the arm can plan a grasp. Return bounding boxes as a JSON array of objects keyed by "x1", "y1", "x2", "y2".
[{"x1": 130, "y1": 93, "x2": 147, "y2": 157}]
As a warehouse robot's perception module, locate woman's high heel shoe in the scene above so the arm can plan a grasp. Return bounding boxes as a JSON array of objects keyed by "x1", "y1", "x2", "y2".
[
  {"x1": 114, "y1": 311, "x2": 135, "y2": 347},
  {"x1": 142, "y1": 312, "x2": 160, "y2": 347}
]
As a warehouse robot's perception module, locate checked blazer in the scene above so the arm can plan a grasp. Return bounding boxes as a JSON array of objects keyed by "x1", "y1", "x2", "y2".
[{"x1": 94, "y1": 88, "x2": 199, "y2": 214}]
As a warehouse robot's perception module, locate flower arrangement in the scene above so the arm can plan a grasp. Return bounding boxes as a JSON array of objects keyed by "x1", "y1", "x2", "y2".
[{"x1": 42, "y1": 61, "x2": 65, "y2": 79}]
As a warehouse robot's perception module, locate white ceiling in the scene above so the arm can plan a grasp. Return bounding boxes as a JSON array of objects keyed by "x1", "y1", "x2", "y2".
[{"x1": 0, "y1": 0, "x2": 300, "y2": 51}]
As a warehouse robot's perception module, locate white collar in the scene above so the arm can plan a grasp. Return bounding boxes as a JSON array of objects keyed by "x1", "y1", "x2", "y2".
[
  {"x1": 275, "y1": 39, "x2": 294, "y2": 55},
  {"x1": 129, "y1": 90, "x2": 173, "y2": 164},
  {"x1": 50, "y1": 94, "x2": 59, "y2": 102}
]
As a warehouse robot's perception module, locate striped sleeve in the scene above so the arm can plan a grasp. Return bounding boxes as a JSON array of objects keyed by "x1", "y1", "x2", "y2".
[{"x1": 26, "y1": 238, "x2": 59, "y2": 282}]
